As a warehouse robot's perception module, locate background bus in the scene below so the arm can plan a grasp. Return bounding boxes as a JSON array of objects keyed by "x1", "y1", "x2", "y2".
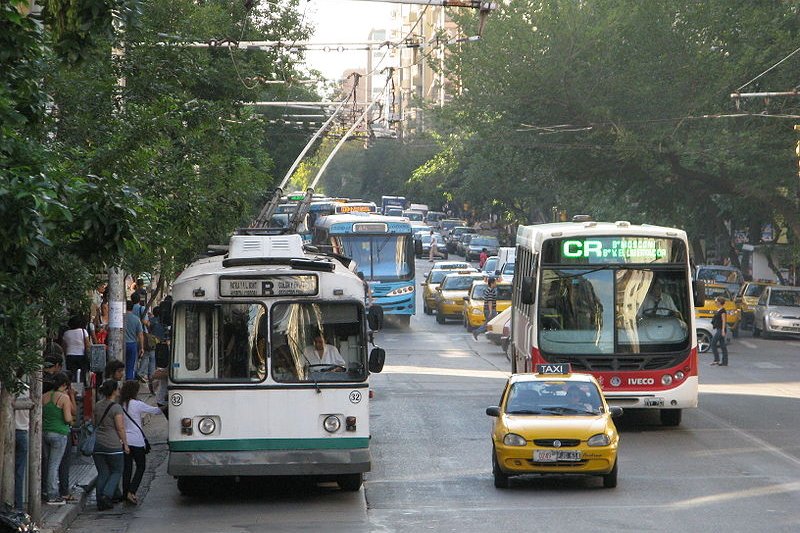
[
  {"x1": 167, "y1": 232, "x2": 385, "y2": 494},
  {"x1": 315, "y1": 214, "x2": 416, "y2": 326},
  {"x1": 381, "y1": 195, "x2": 406, "y2": 215},
  {"x1": 510, "y1": 220, "x2": 702, "y2": 426}
]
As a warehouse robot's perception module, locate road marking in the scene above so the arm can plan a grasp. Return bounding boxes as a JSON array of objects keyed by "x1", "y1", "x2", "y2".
[
  {"x1": 740, "y1": 340, "x2": 757, "y2": 349},
  {"x1": 753, "y1": 362, "x2": 781, "y2": 369},
  {"x1": 382, "y1": 364, "x2": 509, "y2": 380}
]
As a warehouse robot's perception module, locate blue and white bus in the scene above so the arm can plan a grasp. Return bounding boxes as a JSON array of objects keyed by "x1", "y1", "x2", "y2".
[{"x1": 314, "y1": 214, "x2": 416, "y2": 326}]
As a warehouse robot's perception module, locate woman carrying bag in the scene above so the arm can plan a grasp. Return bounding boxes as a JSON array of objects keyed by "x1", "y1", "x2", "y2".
[
  {"x1": 61, "y1": 315, "x2": 91, "y2": 383},
  {"x1": 120, "y1": 380, "x2": 162, "y2": 505},
  {"x1": 93, "y1": 380, "x2": 129, "y2": 510}
]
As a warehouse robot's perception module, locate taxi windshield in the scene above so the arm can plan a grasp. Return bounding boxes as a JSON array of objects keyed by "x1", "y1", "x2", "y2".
[
  {"x1": 704, "y1": 286, "x2": 731, "y2": 300},
  {"x1": 506, "y1": 381, "x2": 603, "y2": 415},
  {"x1": 428, "y1": 270, "x2": 450, "y2": 284},
  {"x1": 442, "y1": 276, "x2": 481, "y2": 290},
  {"x1": 470, "y1": 284, "x2": 512, "y2": 300}
]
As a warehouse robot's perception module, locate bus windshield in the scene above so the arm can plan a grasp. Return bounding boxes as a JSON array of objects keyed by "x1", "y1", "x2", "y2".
[
  {"x1": 538, "y1": 268, "x2": 690, "y2": 355},
  {"x1": 333, "y1": 234, "x2": 413, "y2": 281},
  {"x1": 270, "y1": 302, "x2": 367, "y2": 383}
]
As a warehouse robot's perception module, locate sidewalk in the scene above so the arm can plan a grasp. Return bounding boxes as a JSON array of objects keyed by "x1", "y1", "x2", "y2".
[{"x1": 39, "y1": 388, "x2": 167, "y2": 533}]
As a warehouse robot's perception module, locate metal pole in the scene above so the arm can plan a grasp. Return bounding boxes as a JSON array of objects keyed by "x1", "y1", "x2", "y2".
[
  {"x1": 108, "y1": 266, "x2": 125, "y2": 362},
  {"x1": 28, "y1": 370, "x2": 41, "y2": 523}
]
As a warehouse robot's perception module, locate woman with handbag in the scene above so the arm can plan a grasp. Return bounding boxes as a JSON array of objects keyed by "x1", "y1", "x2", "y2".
[
  {"x1": 61, "y1": 316, "x2": 91, "y2": 383},
  {"x1": 119, "y1": 380, "x2": 162, "y2": 505},
  {"x1": 93, "y1": 380, "x2": 128, "y2": 510}
]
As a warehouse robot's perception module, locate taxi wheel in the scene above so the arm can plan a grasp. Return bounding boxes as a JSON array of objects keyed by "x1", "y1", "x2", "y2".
[
  {"x1": 602, "y1": 460, "x2": 618, "y2": 489},
  {"x1": 337, "y1": 473, "x2": 363, "y2": 492},
  {"x1": 660, "y1": 408, "x2": 682, "y2": 427},
  {"x1": 436, "y1": 314, "x2": 446, "y2": 325},
  {"x1": 464, "y1": 317, "x2": 474, "y2": 332},
  {"x1": 492, "y1": 449, "x2": 510, "y2": 489}
]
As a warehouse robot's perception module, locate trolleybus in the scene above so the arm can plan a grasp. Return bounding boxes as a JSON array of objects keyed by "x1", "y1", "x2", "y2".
[
  {"x1": 314, "y1": 213, "x2": 416, "y2": 326},
  {"x1": 510, "y1": 220, "x2": 703, "y2": 426},
  {"x1": 167, "y1": 230, "x2": 385, "y2": 493}
]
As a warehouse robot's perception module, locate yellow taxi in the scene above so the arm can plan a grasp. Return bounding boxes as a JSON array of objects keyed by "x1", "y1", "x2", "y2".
[
  {"x1": 435, "y1": 272, "x2": 485, "y2": 324},
  {"x1": 463, "y1": 280, "x2": 512, "y2": 330},
  {"x1": 486, "y1": 364, "x2": 622, "y2": 489},
  {"x1": 735, "y1": 280, "x2": 775, "y2": 329},
  {"x1": 421, "y1": 263, "x2": 474, "y2": 315},
  {"x1": 695, "y1": 283, "x2": 741, "y2": 335}
]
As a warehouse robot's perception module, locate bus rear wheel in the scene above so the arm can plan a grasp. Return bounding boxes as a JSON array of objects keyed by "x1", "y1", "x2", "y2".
[
  {"x1": 337, "y1": 473, "x2": 363, "y2": 492},
  {"x1": 660, "y1": 408, "x2": 682, "y2": 427}
]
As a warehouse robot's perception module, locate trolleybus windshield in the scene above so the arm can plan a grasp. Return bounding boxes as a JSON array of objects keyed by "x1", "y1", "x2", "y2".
[{"x1": 332, "y1": 235, "x2": 413, "y2": 281}]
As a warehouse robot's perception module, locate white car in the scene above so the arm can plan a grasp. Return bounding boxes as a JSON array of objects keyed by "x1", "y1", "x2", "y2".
[
  {"x1": 696, "y1": 317, "x2": 732, "y2": 353},
  {"x1": 486, "y1": 307, "x2": 512, "y2": 345}
]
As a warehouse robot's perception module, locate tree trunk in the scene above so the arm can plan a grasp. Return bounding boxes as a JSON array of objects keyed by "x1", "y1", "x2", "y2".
[
  {"x1": 0, "y1": 386, "x2": 13, "y2": 505},
  {"x1": 29, "y1": 370, "x2": 42, "y2": 523}
]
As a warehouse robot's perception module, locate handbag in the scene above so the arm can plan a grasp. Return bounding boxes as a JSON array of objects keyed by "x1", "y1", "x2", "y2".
[
  {"x1": 80, "y1": 403, "x2": 114, "y2": 456},
  {"x1": 123, "y1": 405, "x2": 151, "y2": 454}
]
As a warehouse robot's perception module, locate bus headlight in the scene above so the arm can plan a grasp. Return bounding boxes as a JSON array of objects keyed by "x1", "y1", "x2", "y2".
[
  {"x1": 198, "y1": 417, "x2": 216, "y2": 435},
  {"x1": 323, "y1": 415, "x2": 341, "y2": 433},
  {"x1": 386, "y1": 286, "x2": 414, "y2": 297},
  {"x1": 503, "y1": 433, "x2": 527, "y2": 447},
  {"x1": 588, "y1": 433, "x2": 611, "y2": 447},
  {"x1": 661, "y1": 374, "x2": 673, "y2": 386},
  {"x1": 674, "y1": 371, "x2": 685, "y2": 381}
]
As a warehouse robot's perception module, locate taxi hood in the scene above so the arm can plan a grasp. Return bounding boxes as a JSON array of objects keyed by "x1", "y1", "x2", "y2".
[{"x1": 503, "y1": 414, "x2": 609, "y2": 437}]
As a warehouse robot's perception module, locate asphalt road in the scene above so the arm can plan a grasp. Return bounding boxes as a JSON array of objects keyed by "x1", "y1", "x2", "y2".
[{"x1": 70, "y1": 257, "x2": 800, "y2": 533}]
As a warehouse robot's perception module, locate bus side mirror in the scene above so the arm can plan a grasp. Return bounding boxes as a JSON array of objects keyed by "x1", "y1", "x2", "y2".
[
  {"x1": 369, "y1": 347, "x2": 385, "y2": 373},
  {"x1": 368, "y1": 306, "x2": 384, "y2": 331},
  {"x1": 693, "y1": 280, "x2": 705, "y2": 307},
  {"x1": 521, "y1": 276, "x2": 536, "y2": 305}
]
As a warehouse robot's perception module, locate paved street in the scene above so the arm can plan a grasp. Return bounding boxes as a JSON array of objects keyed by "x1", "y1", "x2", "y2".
[{"x1": 69, "y1": 258, "x2": 800, "y2": 533}]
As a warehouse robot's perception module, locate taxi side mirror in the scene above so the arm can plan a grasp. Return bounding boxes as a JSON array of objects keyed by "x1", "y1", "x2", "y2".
[
  {"x1": 463, "y1": 296, "x2": 469, "y2": 301},
  {"x1": 609, "y1": 406, "x2": 623, "y2": 418},
  {"x1": 485, "y1": 406, "x2": 501, "y2": 417},
  {"x1": 693, "y1": 280, "x2": 706, "y2": 307},
  {"x1": 368, "y1": 347, "x2": 385, "y2": 373}
]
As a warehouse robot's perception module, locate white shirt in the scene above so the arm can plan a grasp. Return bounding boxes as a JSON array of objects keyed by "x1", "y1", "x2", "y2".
[
  {"x1": 122, "y1": 399, "x2": 162, "y2": 447},
  {"x1": 303, "y1": 344, "x2": 346, "y2": 367},
  {"x1": 15, "y1": 389, "x2": 30, "y2": 431},
  {"x1": 62, "y1": 328, "x2": 88, "y2": 356},
  {"x1": 430, "y1": 234, "x2": 438, "y2": 246}
]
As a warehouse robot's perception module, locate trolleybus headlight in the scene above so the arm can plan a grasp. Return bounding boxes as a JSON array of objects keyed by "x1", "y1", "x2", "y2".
[
  {"x1": 198, "y1": 417, "x2": 216, "y2": 435},
  {"x1": 674, "y1": 371, "x2": 685, "y2": 381},
  {"x1": 323, "y1": 415, "x2": 341, "y2": 433},
  {"x1": 503, "y1": 433, "x2": 527, "y2": 447},
  {"x1": 661, "y1": 374, "x2": 673, "y2": 386},
  {"x1": 588, "y1": 433, "x2": 611, "y2": 447}
]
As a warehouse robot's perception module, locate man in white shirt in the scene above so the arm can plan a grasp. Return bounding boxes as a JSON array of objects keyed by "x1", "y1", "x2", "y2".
[
  {"x1": 429, "y1": 231, "x2": 439, "y2": 262},
  {"x1": 638, "y1": 280, "x2": 679, "y2": 318},
  {"x1": 303, "y1": 332, "x2": 346, "y2": 370}
]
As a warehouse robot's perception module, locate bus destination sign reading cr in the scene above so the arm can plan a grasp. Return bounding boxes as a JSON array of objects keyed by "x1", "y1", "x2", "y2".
[
  {"x1": 219, "y1": 275, "x2": 318, "y2": 297},
  {"x1": 545, "y1": 236, "x2": 682, "y2": 264}
]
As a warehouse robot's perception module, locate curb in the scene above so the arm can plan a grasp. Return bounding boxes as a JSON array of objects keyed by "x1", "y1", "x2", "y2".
[{"x1": 39, "y1": 473, "x2": 97, "y2": 533}]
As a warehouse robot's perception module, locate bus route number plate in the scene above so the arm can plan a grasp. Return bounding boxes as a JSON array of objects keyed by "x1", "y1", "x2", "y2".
[{"x1": 220, "y1": 276, "x2": 317, "y2": 297}]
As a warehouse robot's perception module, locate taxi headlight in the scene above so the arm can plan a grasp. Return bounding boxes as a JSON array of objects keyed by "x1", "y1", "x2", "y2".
[
  {"x1": 769, "y1": 311, "x2": 783, "y2": 319},
  {"x1": 503, "y1": 433, "x2": 527, "y2": 447},
  {"x1": 661, "y1": 374, "x2": 673, "y2": 386},
  {"x1": 323, "y1": 415, "x2": 341, "y2": 433},
  {"x1": 587, "y1": 433, "x2": 611, "y2": 447},
  {"x1": 198, "y1": 417, "x2": 216, "y2": 435}
]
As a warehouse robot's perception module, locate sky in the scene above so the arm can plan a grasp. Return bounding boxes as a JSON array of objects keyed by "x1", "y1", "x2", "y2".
[{"x1": 302, "y1": 0, "x2": 394, "y2": 80}]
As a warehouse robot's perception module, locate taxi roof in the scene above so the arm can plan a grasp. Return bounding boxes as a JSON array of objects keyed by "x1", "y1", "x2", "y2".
[{"x1": 508, "y1": 371, "x2": 596, "y2": 385}]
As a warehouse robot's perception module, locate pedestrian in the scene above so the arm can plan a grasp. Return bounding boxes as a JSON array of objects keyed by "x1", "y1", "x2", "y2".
[
  {"x1": 472, "y1": 277, "x2": 498, "y2": 341},
  {"x1": 429, "y1": 230, "x2": 439, "y2": 262},
  {"x1": 98, "y1": 359, "x2": 126, "y2": 395},
  {"x1": 56, "y1": 373, "x2": 78, "y2": 503},
  {"x1": 710, "y1": 296, "x2": 729, "y2": 366},
  {"x1": 93, "y1": 380, "x2": 129, "y2": 511},
  {"x1": 60, "y1": 315, "x2": 91, "y2": 383},
  {"x1": 13, "y1": 385, "x2": 30, "y2": 510},
  {"x1": 479, "y1": 248, "x2": 489, "y2": 269},
  {"x1": 124, "y1": 299, "x2": 145, "y2": 381},
  {"x1": 120, "y1": 380, "x2": 162, "y2": 505},
  {"x1": 42, "y1": 372, "x2": 73, "y2": 505},
  {"x1": 42, "y1": 354, "x2": 64, "y2": 393}
]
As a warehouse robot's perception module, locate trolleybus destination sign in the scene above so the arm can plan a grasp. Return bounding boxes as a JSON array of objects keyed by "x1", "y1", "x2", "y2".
[
  {"x1": 544, "y1": 236, "x2": 683, "y2": 264},
  {"x1": 219, "y1": 275, "x2": 318, "y2": 297}
]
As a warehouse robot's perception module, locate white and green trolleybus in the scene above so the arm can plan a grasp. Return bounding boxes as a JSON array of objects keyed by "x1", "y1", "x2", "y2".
[{"x1": 167, "y1": 230, "x2": 385, "y2": 493}]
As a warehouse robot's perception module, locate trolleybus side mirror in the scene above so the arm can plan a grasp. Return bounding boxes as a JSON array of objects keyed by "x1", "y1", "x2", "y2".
[
  {"x1": 368, "y1": 305, "x2": 384, "y2": 331},
  {"x1": 368, "y1": 347, "x2": 386, "y2": 373},
  {"x1": 692, "y1": 280, "x2": 706, "y2": 307},
  {"x1": 485, "y1": 406, "x2": 501, "y2": 417},
  {"x1": 521, "y1": 276, "x2": 536, "y2": 305},
  {"x1": 609, "y1": 406, "x2": 624, "y2": 418}
]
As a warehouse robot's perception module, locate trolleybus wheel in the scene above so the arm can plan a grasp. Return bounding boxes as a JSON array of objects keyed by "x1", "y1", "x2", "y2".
[
  {"x1": 492, "y1": 448, "x2": 509, "y2": 489},
  {"x1": 602, "y1": 460, "x2": 618, "y2": 488},
  {"x1": 337, "y1": 473, "x2": 363, "y2": 492},
  {"x1": 177, "y1": 476, "x2": 207, "y2": 497},
  {"x1": 660, "y1": 408, "x2": 682, "y2": 427}
]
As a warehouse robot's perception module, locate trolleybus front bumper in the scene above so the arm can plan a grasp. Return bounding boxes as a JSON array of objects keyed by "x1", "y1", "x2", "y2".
[{"x1": 168, "y1": 448, "x2": 371, "y2": 477}]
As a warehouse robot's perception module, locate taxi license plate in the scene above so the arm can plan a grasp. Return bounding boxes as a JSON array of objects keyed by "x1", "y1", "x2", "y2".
[
  {"x1": 645, "y1": 398, "x2": 664, "y2": 407},
  {"x1": 534, "y1": 450, "x2": 581, "y2": 462}
]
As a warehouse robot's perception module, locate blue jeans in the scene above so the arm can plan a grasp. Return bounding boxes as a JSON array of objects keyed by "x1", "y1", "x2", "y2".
[
  {"x1": 125, "y1": 342, "x2": 138, "y2": 380},
  {"x1": 15, "y1": 429, "x2": 28, "y2": 510},
  {"x1": 138, "y1": 350, "x2": 155, "y2": 379},
  {"x1": 473, "y1": 309, "x2": 497, "y2": 336},
  {"x1": 93, "y1": 453, "x2": 124, "y2": 502},
  {"x1": 59, "y1": 434, "x2": 73, "y2": 496},
  {"x1": 43, "y1": 432, "x2": 68, "y2": 500},
  {"x1": 711, "y1": 329, "x2": 728, "y2": 365}
]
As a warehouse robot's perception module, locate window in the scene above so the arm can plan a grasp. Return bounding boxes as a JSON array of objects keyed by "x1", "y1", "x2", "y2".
[
  {"x1": 270, "y1": 302, "x2": 367, "y2": 383},
  {"x1": 332, "y1": 235, "x2": 413, "y2": 281},
  {"x1": 506, "y1": 381, "x2": 603, "y2": 415},
  {"x1": 769, "y1": 290, "x2": 800, "y2": 307},
  {"x1": 173, "y1": 303, "x2": 267, "y2": 382},
  {"x1": 442, "y1": 275, "x2": 481, "y2": 291}
]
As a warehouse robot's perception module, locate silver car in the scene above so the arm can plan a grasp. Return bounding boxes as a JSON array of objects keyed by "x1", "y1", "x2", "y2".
[{"x1": 753, "y1": 286, "x2": 800, "y2": 338}]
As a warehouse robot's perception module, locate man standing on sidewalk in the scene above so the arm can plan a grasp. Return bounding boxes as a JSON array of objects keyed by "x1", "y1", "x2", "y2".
[{"x1": 124, "y1": 300, "x2": 144, "y2": 380}]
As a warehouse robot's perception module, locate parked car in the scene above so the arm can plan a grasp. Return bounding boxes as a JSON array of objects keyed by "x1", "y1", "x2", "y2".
[
  {"x1": 694, "y1": 283, "x2": 741, "y2": 336},
  {"x1": 695, "y1": 264, "x2": 744, "y2": 299},
  {"x1": 696, "y1": 316, "x2": 732, "y2": 353},
  {"x1": 753, "y1": 286, "x2": 800, "y2": 338},
  {"x1": 735, "y1": 280, "x2": 776, "y2": 329},
  {"x1": 466, "y1": 235, "x2": 500, "y2": 261}
]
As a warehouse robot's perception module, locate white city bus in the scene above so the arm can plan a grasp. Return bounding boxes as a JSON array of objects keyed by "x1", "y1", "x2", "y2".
[
  {"x1": 510, "y1": 220, "x2": 703, "y2": 426},
  {"x1": 167, "y1": 231, "x2": 385, "y2": 493}
]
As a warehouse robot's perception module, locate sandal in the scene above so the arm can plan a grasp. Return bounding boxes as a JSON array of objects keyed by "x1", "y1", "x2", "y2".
[
  {"x1": 125, "y1": 493, "x2": 138, "y2": 505},
  {"x1": 62, "y1": 493, "x2": 78, "y2": 502}
]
